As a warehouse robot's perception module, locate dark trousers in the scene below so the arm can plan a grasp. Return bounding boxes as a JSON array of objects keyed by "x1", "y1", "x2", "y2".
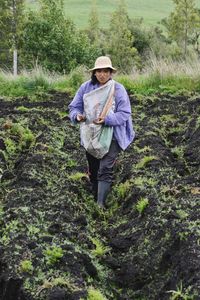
[{"x1": 86, "y1": 140, "x2": 121, "y2": 184}]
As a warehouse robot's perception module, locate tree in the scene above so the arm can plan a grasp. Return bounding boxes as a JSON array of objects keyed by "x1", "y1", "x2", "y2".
[
  {"x1": 191, "y1": 9, "x2": 200, "y2": 55},
  {"x1": 87, "y1": 1, "x2": 99, "y2": 44},
  {"x1": 129, "y1": 18, "x2": 151, "y2": 55},
  {"x1": 0, "y1": 0, "x2": 24, "y2": 73},
  {"x1": 85, "y1": 1, "x2": 106, "y2": 56},
  {"x1": 21, "y1": 0, "x2": 75, "y2": 72},
  {"x1": 0, "y1": 0, "x2": 11, "y2": 68},
  {"x1": 163, "y1": 0, "x2": 199, "y2": 57},
  {"x1": 106, "y1": 0, "x2": 138, "y2": 73},
  {"x1": 21, "y1": 0, "x2": 99, "y2": 72}
]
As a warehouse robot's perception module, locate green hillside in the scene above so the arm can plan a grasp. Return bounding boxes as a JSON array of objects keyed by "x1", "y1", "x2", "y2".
[{"x1": 26, "y1": 0, "x2": 200, "y2": 28}]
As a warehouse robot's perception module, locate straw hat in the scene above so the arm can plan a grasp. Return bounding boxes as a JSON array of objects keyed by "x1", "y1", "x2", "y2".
[{"x1": 89, "y1": 56, "x2": 117, "y2": 72}]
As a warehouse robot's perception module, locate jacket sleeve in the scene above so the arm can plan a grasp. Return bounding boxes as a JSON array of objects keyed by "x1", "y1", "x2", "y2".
[
  {"x1": 68, "y1": 84, "x2": 85, "y2": 123},
  {"x1": 104, "y1": 84, "x2": 131, "y2": 126}
]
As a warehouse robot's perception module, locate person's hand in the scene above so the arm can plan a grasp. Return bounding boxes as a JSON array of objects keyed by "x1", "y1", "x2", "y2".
[
  {"x1": 93, "y1": 117, "x2": 105, "y2": 124},
  {"x1": 77, "y1": 114, "x2": 86, "y2": 122}
]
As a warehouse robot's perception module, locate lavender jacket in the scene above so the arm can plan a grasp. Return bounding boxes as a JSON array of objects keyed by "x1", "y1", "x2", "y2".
[{"x1": 68, "y1": 80, "x2": 135, "y2": 150}]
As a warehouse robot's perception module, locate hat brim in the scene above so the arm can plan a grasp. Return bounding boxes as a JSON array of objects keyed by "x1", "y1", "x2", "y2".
[{"x1": 89, "y1": 65, "x2": 117, "y2": 72}]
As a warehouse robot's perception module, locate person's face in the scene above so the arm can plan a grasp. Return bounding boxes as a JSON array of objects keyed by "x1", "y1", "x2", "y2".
[{"x1": 95, "y1": 68, "x2": 112, "y2": 85}]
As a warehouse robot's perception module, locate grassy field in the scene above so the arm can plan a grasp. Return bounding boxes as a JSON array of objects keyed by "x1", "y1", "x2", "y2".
[
  {"x1": 26, "y1": 0, "x2": 200, "y2": 28},
  {"x1": 1, "y1": 57, "x2": 200, "y2": 98}
]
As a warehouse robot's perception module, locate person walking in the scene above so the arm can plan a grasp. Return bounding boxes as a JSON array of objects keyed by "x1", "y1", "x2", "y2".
[{"x1": 68, "y1": 56, "x2": 135, "y2": 208}]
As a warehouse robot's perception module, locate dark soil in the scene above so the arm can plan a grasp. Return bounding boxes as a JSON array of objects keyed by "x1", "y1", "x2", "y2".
[{"x1": 0, "y1": 91, "x2": 199, "y2": 300}]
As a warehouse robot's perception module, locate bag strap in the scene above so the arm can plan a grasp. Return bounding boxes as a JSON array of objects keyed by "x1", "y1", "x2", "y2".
[{"x1": 99, "y1": 82, "x2": 115, "y2": 118}]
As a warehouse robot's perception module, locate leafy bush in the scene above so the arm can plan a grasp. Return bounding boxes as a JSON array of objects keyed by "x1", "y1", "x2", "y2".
[
  {"x1": 21, "y1": 1, "x2": 99, "y2": 73},
  {"x1": 66, "y1": 65, "x2": 88, "y2": 94}
]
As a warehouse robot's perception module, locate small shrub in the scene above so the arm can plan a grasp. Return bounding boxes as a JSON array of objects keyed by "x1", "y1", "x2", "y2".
[{"x1": 67, "y1": 65, "x2": 88, "y2": 94}]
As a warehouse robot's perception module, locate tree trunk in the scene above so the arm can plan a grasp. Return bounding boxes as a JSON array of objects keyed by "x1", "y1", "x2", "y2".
[{"x1": 13, "y1": 48, "x2": 17, "y2": 76}]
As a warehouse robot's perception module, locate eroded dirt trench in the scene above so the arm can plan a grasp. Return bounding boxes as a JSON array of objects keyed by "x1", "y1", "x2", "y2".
[{"x1": 0, "y1": 92, "x2": 199, "y2": 300}]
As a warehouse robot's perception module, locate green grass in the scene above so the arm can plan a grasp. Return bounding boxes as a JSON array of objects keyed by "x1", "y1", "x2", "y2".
[
  {"x1": 87, "y1": 286, "x2": 107, "y2": 300},
  {"x1": 1, "y1": 57, "x2": 200, "y2": 97},
  {"x1": 0, "y1": 68, "x2": 55, "y2": 98},
  {"x1": 26, "y1": 0, "x2": 200, "y2": 28}
]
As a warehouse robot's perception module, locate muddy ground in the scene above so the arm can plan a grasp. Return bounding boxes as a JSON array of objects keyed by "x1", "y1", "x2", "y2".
[{"x1": 0, "y1": 90, "x2": 199, "y2": 300}]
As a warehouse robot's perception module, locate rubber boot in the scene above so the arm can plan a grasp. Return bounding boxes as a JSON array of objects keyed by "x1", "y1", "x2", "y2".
[
  {"x1": 91, "y1": 181, "x2": 98, "y2": 201},
  {"x1": 97, "y1": 181, "x2": 111, "y2": 209}
]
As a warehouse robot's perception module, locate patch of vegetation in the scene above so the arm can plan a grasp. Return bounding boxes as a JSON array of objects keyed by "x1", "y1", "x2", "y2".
[
  {"x1": 167, "y1": 282, "x2": 198, "y2": 300},
  {"x1": 68, "y1": 172, "x2": 88, "y2": 181},
  {"x1": 115, "y1": 180, "x2": 132, "y2": 198},
  {"x1": 135, "y1": 197, "x2": 149, "y2": 214},
  {"x1": 43, "y1": 246, "x2": 64, "y2": 265},
  {"x1": 0, "y1": 219, "x2": 20, "y2": 246},
  {"x1": 0, "y1": 70, "x2": 53, "y2": 98},
  {"x1": 19, "y1": 260, "x2": 34, "y2": 274},
  {"x1": 37, "y1": 277, "x2": 77, "y2": 296},
  {"x1": 0, "y1": 85, "x2": 199, "y2": 299},
  {"x1": 1, "y1": 57, "x2": 200, "y2": 98},
  {"x1": 135, "y1": 155, "x2": 158, "y2": 169},
  {"x1": 87, "y1": 286, "x2": 107, "y2": 300},
  {"x1": 91, "y1": 238, "x2": 110, "y2": 257},
  {"x1": 2, "y1": 120, "x2": 35, "y2": 161}
]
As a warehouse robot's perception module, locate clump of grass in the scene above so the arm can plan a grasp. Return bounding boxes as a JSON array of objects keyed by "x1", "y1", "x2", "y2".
[
  {"x1": 90, "y1": 237, "x2": 110, "y2": 257},
  {"x1": 68, "y1": 172, "x2": 87, "y2": 181},
  {"x1": 116, "y1": 180, "x2": 132, "y2": 198},
  {"x1": 3, "y1": 121, "x2": 35, "y2": 159},
  {"x1": 0, "y1": 65, "x2": 88, "y2": 98},
  {"x1": 134, "y1": 176, "x2": 158, "y2": 188},
  {"x1": 1, "y1": 56, "x2": 200, "y2": 98},
  {"x1": 10, "y1": 123, "x2": 35, "y2": 147},
  {"x1": 87, "y1": 287, "x2": 107, "y2": 300},
  {"x1": 171, "y1": 146, "x2": 185, "y2": 159},
  {"x1": 43, "y1": 246, "x2": 64, "y2": 265},
  {"x1": 0, "y1": 67, "x2": 56, "y2": 98},
  {"x1": 135, "y1": 197, "x2": 149, "y2": 214},
  {"x1": 117, "y1": 56, "x2": 200, "y2": 95},
  {"x1": 19, "y1": 259, "x2": 34, "y2": 274},
  {"x1": 135, "y1": 146, "x2": 152, "y2": 153},
  {"x1": 167, "y1": 282, "x2": 197, "y2": 300},
  {"x1": 135, "y1": 155, "x2": 158, "y2": 169},
  {"x1": 36, "y1": 277, "x2": 77, "y2": 297}
]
